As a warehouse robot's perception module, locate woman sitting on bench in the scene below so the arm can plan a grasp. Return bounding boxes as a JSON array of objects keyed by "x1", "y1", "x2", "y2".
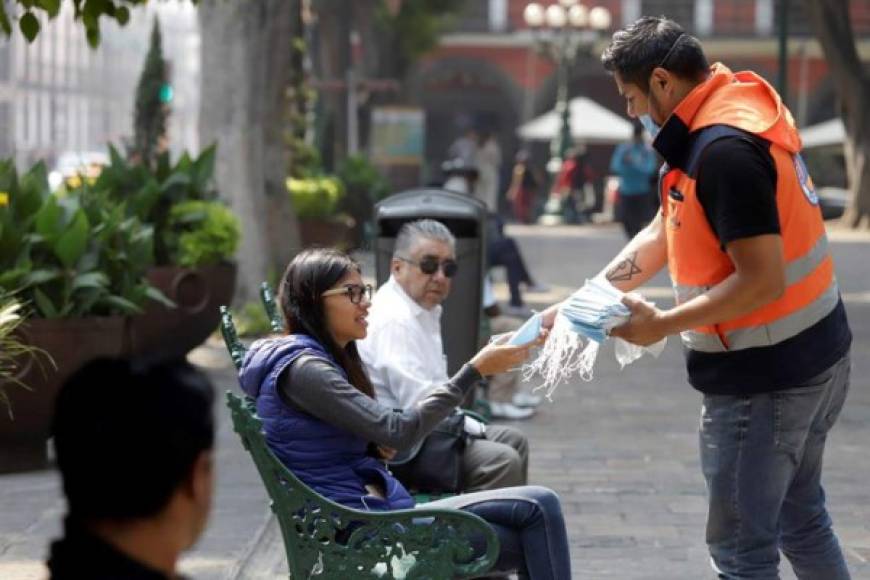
[{"x1": 238, "y1": 248, "x2": 572, "y2": 580}]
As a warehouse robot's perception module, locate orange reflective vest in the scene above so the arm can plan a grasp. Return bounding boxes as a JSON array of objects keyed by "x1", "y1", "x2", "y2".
[{"x1": 658, "y1": 63, "x2": 838, "y2": 353}]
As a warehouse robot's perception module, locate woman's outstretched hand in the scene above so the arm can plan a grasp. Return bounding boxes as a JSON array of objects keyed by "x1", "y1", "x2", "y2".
[{"x1": 469, "y1": 329, "x2": 548, "y2": 376}]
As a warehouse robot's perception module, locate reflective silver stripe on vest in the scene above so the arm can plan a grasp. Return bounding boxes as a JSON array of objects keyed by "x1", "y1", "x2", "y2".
[
  {"x1": 785, "y1": 235, "x2": 829, "y2": 286},
  {"x1": 673, "y1": 235, "x2": 836, "y2": 353},
  {"x1": 673, "y1": 235, "x2": 831, "y2": 305},
  {"x1": 679, "y1": 279, "x2": 840, "y2": 353}
]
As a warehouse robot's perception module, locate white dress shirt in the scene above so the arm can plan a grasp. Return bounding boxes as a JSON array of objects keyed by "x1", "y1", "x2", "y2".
[
  {"x1": 358, "y1": 276, "x2": 449, "y2": 410},
  {"x1": 358, "y1": 277, "x2": 486, "y2": 436}
]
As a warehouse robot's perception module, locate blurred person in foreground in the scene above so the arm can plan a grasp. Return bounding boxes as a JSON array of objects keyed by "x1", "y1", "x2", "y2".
[
  {"x1": 238, "y1": 247, "x2": 572, "y2": 578},
  {"x1": 542, "y1": 16, "x2": 852, "y2": 579},
  {"x1": 610, "y1": 122, "x2": 659, "y2": 239},
  {"x1": 48, "y1": 358, "x2": 215, "y2": 580}
]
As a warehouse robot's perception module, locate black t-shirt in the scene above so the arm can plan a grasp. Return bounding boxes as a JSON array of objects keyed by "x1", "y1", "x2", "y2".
[
  {"x1": 696, "y1": 135, "x2": 779, "y2": 247},
  {"x1": 685, "y1": 135, "x2": 851, "y2": 395}
]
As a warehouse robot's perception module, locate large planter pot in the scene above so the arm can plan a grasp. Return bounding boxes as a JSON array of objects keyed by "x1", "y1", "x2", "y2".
[
  {"x1": 299, "y1": 217, "x2": 354, "y2": 249},
  {"x1": 0, "y1": 316, "x2": 126, "y2": 473},
  {"x1": 128, "y1": 262, "x2": 237, "y2": 362}
]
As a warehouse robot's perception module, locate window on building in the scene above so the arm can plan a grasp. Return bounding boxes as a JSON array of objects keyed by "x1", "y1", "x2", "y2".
[
  {"x1": 489, "y1": 0, "x2": 507, "y2": 32},
  {"x1": 79, "y1": 98, "x2": 88, "y2": 150},
  {"x1": 0, "y1": 41, "x2": 10, "y2": 81},
  {"x1": 773, "y1": 0, "x2": 812, "y2": 36},
  {"x1": 453, "y1": 1, "x2": 490, "y2": 33},
  {"x1": 641, "y1": 0, "x2": 695, "y2": 33},
  {"x1": 41, "y1": 92, "x2": 51, "y2": 146},
  {"x1": 0, "y1": 102, "x2": 11, "y2": 158},
  {"x1": 40, "y1": 17, "x2": 53, "y2": 85},
  {"x1": 67, "y1": 96, "x2": 78, "y2": 151},
  {"x1": 712, "y1": 0, "x2": 757, "y2": 36},
  {"x1": 28, "y1": 92, "x2": 39, "y2": 147},
  {"x1": 54, "y1": 95, "x2": 67, "y2": 146}
]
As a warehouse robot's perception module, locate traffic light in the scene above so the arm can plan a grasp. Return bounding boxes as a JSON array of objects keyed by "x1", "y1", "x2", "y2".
[{"x1": 159, "y1": 82, "x2": 173, "y2": 104}]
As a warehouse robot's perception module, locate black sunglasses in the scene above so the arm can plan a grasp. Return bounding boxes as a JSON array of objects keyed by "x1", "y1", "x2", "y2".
[
  {"x1": 321, "y1": 283, "x2": 373, "y2": 304},
  {"x1": 399, "y1": 256, "x2": 459, "y2": 278}
]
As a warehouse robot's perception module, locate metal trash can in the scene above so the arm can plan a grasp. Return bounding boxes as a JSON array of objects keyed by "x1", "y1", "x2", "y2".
[{"x1": 374, "y1": 189, "x2": 486, "y2": 375}]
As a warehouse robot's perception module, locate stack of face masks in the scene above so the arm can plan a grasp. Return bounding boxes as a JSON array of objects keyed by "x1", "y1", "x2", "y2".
[
  {"x1": 558, "y1": 278, "x2": 631, "y2": 343},
  {"x1": 522, "y1": 277, "x2": 666, "y2": 400}
]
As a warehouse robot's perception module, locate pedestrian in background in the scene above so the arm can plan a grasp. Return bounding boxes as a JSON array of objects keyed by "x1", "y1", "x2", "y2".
[
  {"x1": 610, "y1": 122, "x2": 659, "y2": 238},
  {"x1": 551, "y1": 145, "x2": 596, "y2": 224},
  {"x1": 506, "y1": 150, "x2": 539, "y2": 224},
  {"x1": 475, "y1": 130, "x2": 503, "y2": 213}
]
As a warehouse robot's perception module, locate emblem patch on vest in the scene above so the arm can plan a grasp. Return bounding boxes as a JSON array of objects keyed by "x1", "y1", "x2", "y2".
[{"x1": 793, "y1": 154, "x2": 819, "y2": 206}]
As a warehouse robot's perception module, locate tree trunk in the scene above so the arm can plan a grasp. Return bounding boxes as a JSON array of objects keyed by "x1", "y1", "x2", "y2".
[
  {"x1": 804, "y1": 0, "x2": 870, "y2": 228},
  {"x1": 312, "y1": 0, "x2": 352, "y2": 169},
  {"x1": 199, "y1": 0, "x2": 301, "y2": 303}
]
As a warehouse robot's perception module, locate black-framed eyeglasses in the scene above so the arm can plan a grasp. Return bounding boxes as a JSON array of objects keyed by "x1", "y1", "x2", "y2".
[
  {"x1": 321, "y1": 283, "x2": 373, "y2": 304},
  {"x1": 398, "y1": 256, "x2": 459, "y2": 278}
]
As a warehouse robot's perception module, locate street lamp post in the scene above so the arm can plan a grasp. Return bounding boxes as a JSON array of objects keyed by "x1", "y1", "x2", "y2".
[{"x1": 523, "y1": 1, "x2": 612, "y2": 175}]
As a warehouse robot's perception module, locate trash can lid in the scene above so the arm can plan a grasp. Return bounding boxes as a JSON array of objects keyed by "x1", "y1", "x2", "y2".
[{"x1": 375, "y1": 188, "x2": 485, "y2": 222}]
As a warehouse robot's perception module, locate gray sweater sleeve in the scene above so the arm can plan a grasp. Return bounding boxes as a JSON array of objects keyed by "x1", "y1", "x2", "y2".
[{"x1": 279, "y1": 355, "x2": 481, "y2": 451}]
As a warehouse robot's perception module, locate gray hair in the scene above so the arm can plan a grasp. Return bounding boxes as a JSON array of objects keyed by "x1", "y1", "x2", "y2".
[{"x1": 393, "y1": 219, "x2": 455, "y2": 258}]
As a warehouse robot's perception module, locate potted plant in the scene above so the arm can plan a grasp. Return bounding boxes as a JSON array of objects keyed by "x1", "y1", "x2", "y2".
[
  {"x1": 288, "y1": 174, "x2": 354, "y2": 248},
  {"x1": 0, "y1": 161, "x2": 161, "y2": 471},
  {"x1": 82, "y1": 145, "x2": 241, "y2": 361}
]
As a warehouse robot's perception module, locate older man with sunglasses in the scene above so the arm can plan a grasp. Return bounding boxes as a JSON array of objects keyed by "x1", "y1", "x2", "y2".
[{"x1": 358, "y1": 219, "x2": 530, "y2": 492}]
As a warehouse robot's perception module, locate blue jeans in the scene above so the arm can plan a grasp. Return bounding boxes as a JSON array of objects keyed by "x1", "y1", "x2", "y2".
[
  {"x1": 700, "y1": 353, "x2": 851, "y2": 579},
  {"x1": 424, "y1": 485, "x2": 571, "y2": 579}
]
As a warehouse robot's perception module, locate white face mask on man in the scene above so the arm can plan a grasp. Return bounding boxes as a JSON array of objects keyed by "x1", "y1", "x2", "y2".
[{"x1": 639, "y1": 114, "x2": 661, "y2": 139}]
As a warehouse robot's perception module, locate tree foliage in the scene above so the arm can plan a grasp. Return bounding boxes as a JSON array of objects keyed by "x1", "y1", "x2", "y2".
[{"x1": 0, "y1": 0, "x2": 153, "y2": 47}]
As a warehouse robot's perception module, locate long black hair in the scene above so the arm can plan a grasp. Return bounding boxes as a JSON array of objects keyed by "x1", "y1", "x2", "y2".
[{"x1": 278, "y1": 248, "x2": 375, "y2": 398}]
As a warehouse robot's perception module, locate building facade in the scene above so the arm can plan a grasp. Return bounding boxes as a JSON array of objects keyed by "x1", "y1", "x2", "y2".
[
  {"x1": 0, "y1": 2, "x2": 200, "y2": 171},
  {"x1": 411, "y1": 0, "x2": 870, "y2": 188}
]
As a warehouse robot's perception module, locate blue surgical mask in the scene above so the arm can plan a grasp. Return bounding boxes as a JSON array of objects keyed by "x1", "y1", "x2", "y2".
[{"x1": 639, "y1": 114, "x2": 661, "y2": 140}]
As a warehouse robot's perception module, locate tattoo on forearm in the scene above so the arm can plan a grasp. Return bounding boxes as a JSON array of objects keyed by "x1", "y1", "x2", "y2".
[{"x1": 606, "y1": 251, "x2": 642, "y2": 282}]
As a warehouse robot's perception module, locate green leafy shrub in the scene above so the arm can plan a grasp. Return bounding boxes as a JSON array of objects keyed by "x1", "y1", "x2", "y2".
[
  {"x1": 165, "y1": 200, "x2": 241, "y2": 267},
  {"x1": 287, "y1": 176, "x2": 346, "y2": 220},
  {"x1": 89, "y1": 144, "x2": 220, "y2": 266},
  {"x1": 337, "y1": 155, "x2": 391, "y2": 203},
  {"x1": 0, "y1": 161, "x2": 168, "y2": 318}
]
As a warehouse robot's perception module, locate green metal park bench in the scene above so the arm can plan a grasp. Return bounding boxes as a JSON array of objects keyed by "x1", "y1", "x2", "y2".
[{"x1": 219, "y1": 307, "x2": 500, "y2": 578}]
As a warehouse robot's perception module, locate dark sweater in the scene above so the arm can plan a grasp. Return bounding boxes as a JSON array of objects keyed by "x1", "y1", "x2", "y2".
[{"x1": 47, "y1": 518, "x2": 181, "y2": 580}]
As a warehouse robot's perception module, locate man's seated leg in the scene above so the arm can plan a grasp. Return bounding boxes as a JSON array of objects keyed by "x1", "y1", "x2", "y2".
[{"x1": 461, "y1": 425, "x2": 529, "y2": 491}]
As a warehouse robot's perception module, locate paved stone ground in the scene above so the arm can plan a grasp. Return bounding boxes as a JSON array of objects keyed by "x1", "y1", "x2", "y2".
[{"x1": 1, "y1": 223, "x2": 868, "y2": 579}]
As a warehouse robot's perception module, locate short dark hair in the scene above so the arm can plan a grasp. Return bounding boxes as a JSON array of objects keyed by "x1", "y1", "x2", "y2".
[
  {"x1": 601, "y1": 16, "x2": 708, "y2": 88},
  {"x1": 52, "y1": 358, "x2": 215, "y2": 522}
]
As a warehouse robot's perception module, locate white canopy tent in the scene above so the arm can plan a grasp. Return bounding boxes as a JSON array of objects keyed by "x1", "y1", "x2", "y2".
[
  {"x1": 800, "y1": 118, "x2": 846, "y2": 149},
  {"x1": 517, "y1": 97, "x2": 634, "y2": 145}
]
